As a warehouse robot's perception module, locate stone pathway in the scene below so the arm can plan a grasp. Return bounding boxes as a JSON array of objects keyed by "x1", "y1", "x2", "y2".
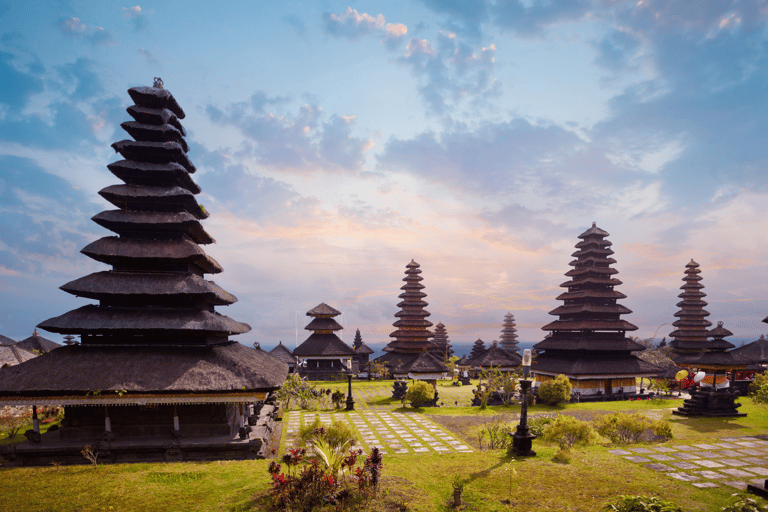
[
  {"x1": 284, "y1": 410, "x2": 473, "y2": 455},
  {"x1": 611, "y1": 437, "x2": 768, "y2": 490}
]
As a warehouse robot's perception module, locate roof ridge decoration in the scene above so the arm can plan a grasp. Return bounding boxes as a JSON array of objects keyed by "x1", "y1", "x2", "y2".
[{"x1": 37, "y1": 81, "x2": 249, "y2": 346}]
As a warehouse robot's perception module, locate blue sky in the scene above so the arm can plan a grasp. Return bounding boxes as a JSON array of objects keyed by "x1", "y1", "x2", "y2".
[{"x1": 1, "y1": 0, "x2": 767, "y2": 349}]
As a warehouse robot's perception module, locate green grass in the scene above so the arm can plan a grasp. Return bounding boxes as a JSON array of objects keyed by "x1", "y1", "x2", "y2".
[
  {"x1": 1, "y1": 389, "x2": 765, "y2": 511},
  {"x1": 1, "y1": 418, "x2": 62, "y2": 445}
]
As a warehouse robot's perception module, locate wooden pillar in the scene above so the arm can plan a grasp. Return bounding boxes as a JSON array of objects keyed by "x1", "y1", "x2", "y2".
[{"x1": 32, "y1": 405, "x2": 39, "y2": 433}]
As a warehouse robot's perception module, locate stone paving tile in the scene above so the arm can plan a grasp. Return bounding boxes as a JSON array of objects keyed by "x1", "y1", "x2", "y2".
[
  {"x1": 715, "y1": 443, "x2": 740, "y2": 449},
  {"x1": 669, "y1": 473, "x2": 700, "y2": 482},
  {"x1": 743, "y1": 457, "x2": 768, "y2": 465},
  {"x1": 630, "y1": 447, "x2": 656, "y2": 454},
  {"x1": 746, "y1": 467, "x2": 768, "y2": 476},
  {"x1": 625, "y1": 456, "x2": 652, "y2": 463},
  {"x1": 724, "y1": 481, "x2": 748, "y2": 490},
  {"x1": 654, "y1": 447, "x2": 677, "y2": 453},
  {"x1": 670, "y1": 462, "x2": 701, "y2": 470},
  {"x1": 693, "y1": 460, "x2": 725, "y2": 469},
  {"x1": 673, "y1": 452, "x2": 701, "y2": 460},
  {"x1": 672, "y1": 445, "x2": 697, "y2": 451},
  {"x1": 694, "y1": 451, "x2": 720, "y2": 458},
  {"x1": 608, "y1": 449, "x2": 632, "y2": 455},
  {"x1": 694, "y1": 470, "x2": 727, "y2": 479},
  {"x1": 737, "y1": 449, "x2": 766, "y2": 456},
  {"x1": 718, "y1": 458, "x2": 748, "y2": 467},
  {"x1": 648, "y1": 454, "x2": 676, "y2": 461},
  {"x1": 720, "y1": 468, "x2": 755, "y2": 478},
  {"x1": 693, "y1": 482, "x2": 721, "y2": 488},
  {"x1": 735, "y1": 441, "x2": 761, "y2": 448},
  {"x1": 645, "y1": 463, "x2": 673, "y2": 471},
  {"x1": 720, "y1": 450, "x2": 749, "y2": 457},
  {"x1": 693, "y1": 444, "x2": 720, "y2": 450}
]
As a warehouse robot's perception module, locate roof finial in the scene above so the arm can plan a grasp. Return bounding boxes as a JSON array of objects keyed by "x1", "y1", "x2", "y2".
[
  {"x1": 153, "y1": 77, "x2": 164, "y2": 89},
  {"x1": 592, "y1": 221, "x2": 596, "y2": 228}
]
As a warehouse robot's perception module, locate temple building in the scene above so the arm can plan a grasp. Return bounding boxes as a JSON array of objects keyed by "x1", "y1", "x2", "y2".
[
  {"x1": 465, "y1": 340, "x2": 522, "y2": 373},
  {"x1": 431, "y1": 322, "x2": 453, "y2": 360},
  {"x1": 16, "y1": 330, "x2": 60, "y2": 353},
  {"x1": 351, "y1": 329, "x2": 374, "y2": 374},
  {"x1": 669, "y1": 261, "x2": 746, "y2": 416},
  {"x1": 532, "y1": 223, "x2": 660, "y2": 399},
  {"x1": 469, "y1": 339, "x2": 486, "y2": 359},
  {"x1": 268, "y1": 342, "x2": 297, "y2": 374},
  {"x1": 0, "y1": 343, "x2": 37, "y2": 368},
  {"x1": 0, "y1": 82, "x2": 287, "y2": 463},
  {"x1": 500, "y1": 312, "x2": 519, "y2": 353},
  {"x1": 376, "y1": 261, "x2": 448, "y2": 401},
  {"x1": 293, "y1": 303, "x2": 355, "y2": 380}
]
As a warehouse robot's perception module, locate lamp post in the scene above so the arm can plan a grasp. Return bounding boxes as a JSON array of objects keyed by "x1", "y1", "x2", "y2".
[
  {"x1": 511, "y1": 349, "x2": 536, "y2": 457},
  {"x1": 346, "y1": 373, "x2": 355, "y2": 411}
]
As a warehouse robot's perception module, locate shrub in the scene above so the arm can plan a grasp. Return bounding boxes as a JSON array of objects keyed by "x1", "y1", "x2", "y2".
[
  {"x1": 722, "y1": 495, "x2": 768, "y2": 512},
  {"x1": 749, "y1": 373, "x2": 768, "y2": 405},
  {"x1": 541, "y1": 415, "x2": 597, "y2": 448},
  {"x1": 527, "y1": 415, "x2": 555, "y2": 437},
  {"x1": 601, "y1": 495, "x2": 682, "y2": 512},
  {"x1": 297, "y1": 418, "x2": 357, "y2": 451},
  {"x1": 476, "y1": 415, "x2": 513, "y2": 450},
  {"x1": 331, "y1": 390, "x2": 345, "y2": 409},
  {"x1": 552, "y1": 447, "x2": 572, "y2": 464},
  {"x1": 594, "y1": 413, "x2": 673, "y2": 444},
  {"x1": 537, "y1": 375, "x2": 572, "y2": 405},
  {"x1": 404, "y1": 381, "x2": 434, "y2": 408}
]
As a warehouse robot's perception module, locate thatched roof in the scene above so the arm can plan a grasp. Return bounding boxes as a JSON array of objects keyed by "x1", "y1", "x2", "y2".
[
  {"x1": 99, "y1": 184, "x2": 202, "y2": 217},
  {"x1": 16, "y1": 332, "x2": 61, "y2": 353},
  {"x1": 0, "y1": 334, "x2": 16, "y2": 345},
  {"x1": 392, "y1": 351, "x2": 447, "y2": 375},
  {"x1": 82, "y1": 237, "x2": 222, "y2": 274},
  {"x1": 126, "y1": 105, "x2": 185, "y2": 134},
  {"x1": 534, "y1": 335, "x2": 646, "y2": 352},
  {"x1": 533, "y1": 354, "x2": 662, "y2": 377},
  {"x1": 38, "y1": 305, "x2": 250, "y2": 336},
  {"x1": 354, "y1": 342, "x2": 374, "y2": 355},
  {"x1": 61, "y1": 272, "x2": 236, "y2": 305},
  {"x1": 269, "y1": 342, "x2": 296, "y2": 365},
  {"x1": 304, "y1": 317, "x2": 343, "y2": 331},
  {"x1": 306, "y1": 303, "x2": 341, "y2": 317},
  {"x1": 121, "y1": 121, "x2": 189, "y2": 152},
  {"x1": 92, "y1": 210, "x2": 214, "y2": 244},
  {"x1": 0, "y1": 342, "x2": 287, "y2": 393},
  {"x1": 128, "y1": 86, "x2": 186, "y2": 119},
  {"x1": 106, "y1": 160, "x2": 200, "y2": 194},
  {"x1": 731, "y1": 335, "x2": 768, "y2": 365},
  {"x1": 293, "y1": 333, "x2": 355, "y2": 357},
  {"x1": 465, "y1": 343, "x2": 522, "y2": 368},
  {"x1": 0, "y1": 344, "x2": 37, "y2": 367}
]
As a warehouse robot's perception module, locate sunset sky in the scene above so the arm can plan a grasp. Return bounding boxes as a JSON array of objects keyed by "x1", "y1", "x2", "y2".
[{"x1": 1, "y1": 0, "x2": 767, "y2": 350}]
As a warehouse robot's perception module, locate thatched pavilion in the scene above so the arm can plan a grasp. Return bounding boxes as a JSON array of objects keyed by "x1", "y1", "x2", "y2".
[
  {"x1": 16, "y1": 330, "x2": 60, "y2": 353},
  {"x1": 0, "y1": 82, "x2": 287, "y2": 463},
  {"x1": 293, "y1": 303, "x2": 356, "y2": 380}
]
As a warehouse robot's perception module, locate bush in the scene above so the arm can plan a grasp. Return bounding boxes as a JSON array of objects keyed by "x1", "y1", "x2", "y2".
[
  {"x1": 541, "y1": 415, "x2": 597, "y2": 448},
  {"x1": 297, "y1": 418, "x2": 357, "y2": 451},
  {"x1": 331, "y1": 390, "x2": 345, "y2": 409},
  {"x1": 476, "y1": 415, "x2": 513, "y2": 450},
  {"x1": 527, "y1": 415, "x2": 555, "y2": 437},
  {"x1": 749, "y1": 373, "x2": 768, "y2": 405},
  {"x1": 537, "y1": 375, "x2": 572, "y2": 405},
  {"x1": 594, "y1": 413, "x2": 673, "y2": 444},
  {"x1": 404, "y1": 381, "x2": 435, "y2": 408},
  {"x1": 722, "y1": 495, "x2": 768, "y2": 512},
  {"x1": 552, "y1": 447, "x2": 572, "y2": 464},
  {"x1": 602, "y1": 495, "x2": 682, "y2": 512}
]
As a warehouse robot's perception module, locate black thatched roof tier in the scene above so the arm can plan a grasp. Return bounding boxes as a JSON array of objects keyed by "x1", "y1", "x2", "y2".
[
  {"x1": 60, "y1": 272, "x2": 236, "y2": 305},
  {"x1": 731, "y1": 335, "x2": 768, "y2": 365},
  {"x1": 269, "y1": 342, "x2": 296, "y2": 365},
  {"x1": 0, "y1": 334, "x2": 16, "y2": 344},
  {"x1": 531, "y1": 335, "x2": 646, "y2": 352},
  {"x1": 0, "y1": 342, "x2": 287, "y2": 393},
  {"x1": 499, "y1": 313, "x2": 518, "y2": 352},
  {"x1": 391, "y1": 351, "x2": 447, "y2": 376},
  {"x1": 112, "y1": 140, "x2": 195, "y2": 173},
  {"x1": 121, "y1": 121, "x2": 189, "y2": 151},
  {"x1": 354, "y1": 342, "x2": 374, "y2": 355},
  {"x1": 306, "y1": 303, "x2": 341, "y2": 316},
  {"x1": 541, "y1": 319, "x2": 638, "y2": 331},
  {"x1": 549, "y1": 304, "x2": 632, "y2": 316},
  {"x1": 532, "y1": 354, "x2": 661, "y2": 377},
  {"x1": 99, "y1": 184, "x2": 205, "y2": 218},
  {"x1": 556, "y1": 290, "x2": 627, "y2": 301},
  {"x1": 293, "y1": 333, "x2": 355, "y2": 357},
  {"x1": 304, "y1": 317, "x2": 343, "y2": 331},
  {"x1": 670, "y1": 260, "x2": 714, "y2": 361},
  {"x1": 126, "y1": 105, "x2": 185, "y2": 134},
  {"x1": 82, "y1": 237, "x2": 222, "y2": 274},
  {"x1": 39, "y1": 305, "x2": 250, "y2": 336},
  {"x1": 0, "y1": 344, "x2": 37, "y2": 367},
  {"x1": 384, "y1": 260, "x2": 438, "y2": 353},
  {"x1": 16, "y1": 332, "x2": 61, "y2": 353},
  {"x1": 128, "y1": 86, "x2": 185, "y2": 119},
  {"x1": 107, "y1": 160, "x2": 200, "y2": 193},
  {"x1": 92, "y1": 210, "x2": 214, "y2": 244},
  {"x1": 465, "y1": 342, "x2": 522, "y2": 368}
]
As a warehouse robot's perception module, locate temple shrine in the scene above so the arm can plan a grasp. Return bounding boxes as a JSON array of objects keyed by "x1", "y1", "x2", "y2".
[
  {"x1": 293, "y1": 303, "x2": 355, "y2": 380},
  {"x1": 16, "y1": 329, "x2": 60, "y2": 353},
  {"x1": 351, "y1": 329, "x2": 374, "y2": 375},
  {"x1": 0, "y1": 82, "x2": 288, "y2": 464},
  {"x1": 500, "y1": 312, "x2": 519, "y2": 353},
  {"x1": 669, "y1": 261, "x2": 746, "y2": 416},
  {"x1": 375, "y1": 261, "x2": 448, "y2": 402},
  {"x1": 268, "y1": 342, "x2": 297, "y2": 374},
  {"x1": 431, "y1": 322, "x2": 453, "y2": 360},
  {"x1": 532, "y1": 223, "x2": 660, "y2": 400}
]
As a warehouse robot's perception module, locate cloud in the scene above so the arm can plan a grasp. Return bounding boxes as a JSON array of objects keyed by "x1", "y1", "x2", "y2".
[
  {"x1": 58, "y1": 17, "x2": 117, "y2": 47},
  {"x1": 57, "y1": 58, "x2": 104, "y2": 101},
  {"x1": 121, "y1": 5, "x2": 149, "y2": 32},
  {"x1": 138, "y1": 48, "x2": 159, "y2": 65},
  {"x1": 206, "y1": 92, "x2": 373, "y2": 174},
  {"x1": 282, "y1": 14, "x2": 308, "y2": 38},
  {"x1": 0, "y1": 52, "x2": 44, "y2": 114},
  {"x1": 323, "y1": 7, "x2": 408, "y2": 49},
  {"x1": 398, "y1": 32, "x2": 500, "y2": 115}
]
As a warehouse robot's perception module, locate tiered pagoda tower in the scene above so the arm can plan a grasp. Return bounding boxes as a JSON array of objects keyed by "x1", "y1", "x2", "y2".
[
  {"x1": 469, "y1": 339, "x2": 486, "y2": 359},
  {"x1": 669, "y1": 261, "x2": 746, "y2": 416},
  {"x1": 431, "y1": 322, "x2": 453, "y2": 360},
  {"x1": 532, "y1": 223, "x2": 660, "y2": 399},
  {"x1": 293, "y1": 303, "x2": 355, "y2": 380},
  {"x1": 0, "y1": 82, "x2": 287, "y2": 452},
  {"x1": 500, "y1": 312, "x2": 519, "y2": 353},
  {"x1": 376, "y1": 261, "x2": 447, "y2": 399}
]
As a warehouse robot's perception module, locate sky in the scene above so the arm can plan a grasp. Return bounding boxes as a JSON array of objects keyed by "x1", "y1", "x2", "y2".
[{"x1": 1, "y1": 0, "x2": 767, "y2": 351}]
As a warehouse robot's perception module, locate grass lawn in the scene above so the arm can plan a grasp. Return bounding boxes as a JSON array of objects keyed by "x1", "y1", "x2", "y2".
[{"x1": 1, "y1": 383, "x2": 765, "y2": 511}]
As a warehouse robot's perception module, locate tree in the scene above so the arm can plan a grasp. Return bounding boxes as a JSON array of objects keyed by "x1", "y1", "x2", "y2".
[
  {"x1": 538, "y1": 374, "x2": 572, "y2": 405},
  {"x1": 277, "y1": 374, "x2": 318, "y2": 409}
]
